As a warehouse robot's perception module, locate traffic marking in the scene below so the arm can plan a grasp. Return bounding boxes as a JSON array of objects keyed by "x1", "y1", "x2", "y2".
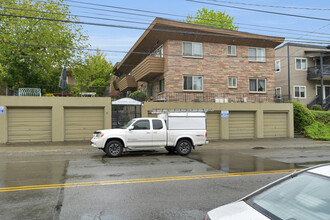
[{"x1": 0, "y1": 169, "x2": 300, "y2": 192}]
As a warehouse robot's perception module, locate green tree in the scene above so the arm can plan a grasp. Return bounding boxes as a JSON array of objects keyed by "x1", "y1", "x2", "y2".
[
  {"x1": 73, "y1": 50, "x2": 113, "y2": 93},
  {"x1": 185, "y1": 8, "x2": 238, "y2": 30},
  {"x1": 0, "y1": 0, "x2": 89, "y2": 87}
]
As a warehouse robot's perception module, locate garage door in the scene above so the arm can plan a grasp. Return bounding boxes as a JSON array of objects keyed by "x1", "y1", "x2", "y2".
[
  {"x1": 229, "y1": 111, "x2": 255, "y2": 139},
  {"x1": 206, "y1": 113, "x2": 220, "y2": 140},
  {"x1": 264, "y1": 112, "x2": 288, "y2": 138},
  {"x1": 64, "y1": 108, "x2": 104, "y2": 141},
  {"x1": 8, "y1": 107, "x2": 52, "y2": 142}
]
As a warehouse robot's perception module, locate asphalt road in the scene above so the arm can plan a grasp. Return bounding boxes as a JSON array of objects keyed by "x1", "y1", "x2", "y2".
[{"x1": 0, "y1": 145, "x2": 329, "y2": 220}]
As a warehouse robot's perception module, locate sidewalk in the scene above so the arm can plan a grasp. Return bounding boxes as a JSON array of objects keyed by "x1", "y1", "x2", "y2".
[{"x1": 0, "y1": 138, "x2": 329, "y2": 156}]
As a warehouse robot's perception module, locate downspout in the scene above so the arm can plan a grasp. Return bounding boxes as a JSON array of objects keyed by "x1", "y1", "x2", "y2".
[{"x1": 287, "y1": 44, "x2": 291, "y2": 100}]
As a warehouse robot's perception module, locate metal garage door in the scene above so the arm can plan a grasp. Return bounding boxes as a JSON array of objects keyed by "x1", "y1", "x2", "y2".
[
  {"x1": 229, "y1": 111, "x2": 255, "y2": 139},
  {"x1": 8, "y1": 107, "x2": 52, "y2": 142},
  {"x1": 264, "y1": 112, "x2": 288, "y2": 138},
  {"x1": 206, "y1": 113, "x2": 220, "y2": 140},
  {"x1": 64, "y1": 108, "x2": 104, "y2": 141}
]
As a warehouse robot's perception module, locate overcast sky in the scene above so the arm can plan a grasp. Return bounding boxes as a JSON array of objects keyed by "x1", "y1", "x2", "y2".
[{"x1": 67, "y1": 0, "x2": 330, "y2": 64}]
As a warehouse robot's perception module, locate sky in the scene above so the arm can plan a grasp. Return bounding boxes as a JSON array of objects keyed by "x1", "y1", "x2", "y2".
[{"x1": 66, "y1": 0, "x2": 330, "y2": 64}]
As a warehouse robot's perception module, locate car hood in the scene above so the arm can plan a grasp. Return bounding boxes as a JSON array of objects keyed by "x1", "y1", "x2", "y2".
[
  {"x1": 207, "y1": 201, "x2": 270, "y2": 220},
  {"x1": 99, "y1": 128, "x2": 126, "y2": 135}
]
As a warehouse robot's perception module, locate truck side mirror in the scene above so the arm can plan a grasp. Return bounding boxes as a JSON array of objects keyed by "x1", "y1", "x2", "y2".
[{"x1": 128, "y1": 125, "x2": 134, "y2": 130}]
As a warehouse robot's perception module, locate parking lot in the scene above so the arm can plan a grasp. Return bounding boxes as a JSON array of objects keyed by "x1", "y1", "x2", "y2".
[{"x1": 0, "y1": 138, "x2": 329, "y2": 219}]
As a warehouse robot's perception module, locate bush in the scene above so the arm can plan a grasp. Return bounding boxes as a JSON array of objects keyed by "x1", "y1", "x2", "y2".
[
  {"x1": 305, "y1": 121, "x2": 330, "y2": 141},
  {"x1": 312, "y1": 111, "x2": 330, "y2": 124},
  {"x1": 44, "y1": 93, "x2": 55, "y2": 97},
  {"x1": 311, "y1": 104, "x2": 322, "y2": 111},
  {"x1": 129, "y1": 91, "x2": 146, "y2": 101},
  {"x1": 287, "y1": 101, "x2": 315, "y2": 131}
]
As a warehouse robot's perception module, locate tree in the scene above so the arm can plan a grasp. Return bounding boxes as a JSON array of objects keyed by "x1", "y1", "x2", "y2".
[
  {"x1": 185, "y1": 8, "x2": 238, "y2": 31},
  {"x1": 72, "y1": 50, "x2": 113, "y2": 94},
  {"x1": 0, "y1": 0, "x2": 89, "y2": 87}
]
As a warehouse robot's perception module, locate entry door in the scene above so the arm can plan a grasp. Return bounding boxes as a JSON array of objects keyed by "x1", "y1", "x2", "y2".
[{"x1": 126, "y1": 119, "x2": 153, "y2": 147}]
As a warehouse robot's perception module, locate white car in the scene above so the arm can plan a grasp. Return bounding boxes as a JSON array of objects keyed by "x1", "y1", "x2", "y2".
[
  {"x1": 91, "y1": 112, "x2": 208, "y2": 157},
  {"x1": 205, "y1": 163, "x2": 330, "y2": 220}
]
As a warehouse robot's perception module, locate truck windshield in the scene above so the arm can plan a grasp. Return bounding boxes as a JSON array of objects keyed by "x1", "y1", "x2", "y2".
[{"x1": 121, "y1": 119, "x2": 136, "y2": 129}]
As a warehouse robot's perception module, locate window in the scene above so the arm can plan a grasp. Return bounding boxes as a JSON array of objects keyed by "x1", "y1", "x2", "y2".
[
  {"x1": 275, "y1": 87, "x2": 281, "y2": 98},
  {"x1": 159, "y1": 79, "x2": 164, "y2": 93},
  {"x1": 133, "y1": 120, "x2": 150, "y2": 130},
  {"x1": 296, "y1": 58, "x2": 307, "y2": 70},
  {"x1": 228, "y1": 77, "x2": 237, "y2": 88},
  {"x1": 183, "y1": 76, "x2": 203, "y2": 91},
  {"x1": 294, "y1": 86, "x2": 306, "y2": 98},
  {"x1": 182, "y1": 42, "x2": 203, "y2": 57},
  {"x1": 151, "y1": 45, "x2": 163, "y2": 58},
  {"x1": 275, "y1": 60, "x2": 281, "y2": 72},
  {"x1": 152, "y1": 119, "x2": 163, "y2": 130},
  {"x1": 249, "y1": 79, "x2": 266, "y2": 93},
  {"x1": 249, "y1": 47, "x2": 266, "y2": 62},
  {"x1": 228, "y1": 45, "x2": 236, "y2": 56}
]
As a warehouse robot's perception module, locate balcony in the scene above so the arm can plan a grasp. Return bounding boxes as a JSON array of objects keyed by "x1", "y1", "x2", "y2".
[
  {"x1": 131, "y1": 56, "x2": 164, "y2": 81},
  {"x1": 307, "y1": 65, "x2": 330, "y2": 80},
  {"x1": 117, "y1": 76, "x2": 138, "y2": 91}
]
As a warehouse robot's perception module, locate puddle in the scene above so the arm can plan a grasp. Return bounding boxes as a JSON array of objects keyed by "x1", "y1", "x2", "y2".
[{"x1": 188, "y1": 149, "x2": 330, "y2": 173}]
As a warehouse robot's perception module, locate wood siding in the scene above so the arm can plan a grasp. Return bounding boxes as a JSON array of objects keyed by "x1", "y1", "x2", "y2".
[
  {"x1": 117, "y1": 76, "x2": 138, "y2": 91},
  {"x1": 132, "y1": 56, "x2": 164, "y2": 81},
  {"x1": 264, "y1": 112, "x2": 288, "y2": 138},
  {"x1": 64, "y1": 108, "x2": 104, "y2": 141},
  {"x1": 8, "y1": 107, "x2": 52, "y2": 142}
]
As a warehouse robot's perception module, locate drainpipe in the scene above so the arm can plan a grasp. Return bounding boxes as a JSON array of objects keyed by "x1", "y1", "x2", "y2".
[
  {"x1": 287, "y1": 44, "x2": 291, "y2": 101},
  {"x1": 320, "y1": 55, "x2": 324, "y2": 105}
]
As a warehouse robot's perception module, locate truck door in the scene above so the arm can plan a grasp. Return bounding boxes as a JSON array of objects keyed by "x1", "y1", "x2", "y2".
[
  {"x1": 152, "y1": 119, "x2": 167, "y2": 146},
  {"x1": 126, "y1": 119, "x2": 153, "y2": 147}
]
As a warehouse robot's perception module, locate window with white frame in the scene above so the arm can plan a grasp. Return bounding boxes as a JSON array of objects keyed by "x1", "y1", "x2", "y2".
[
  {"x1": 249, "y1": 78, "x2": 266, "y2": 93},
  {"x1": 296, "y1": 58, "x2": 307, "y2": 70},
  {"x1": 228, "y1": 45, "x2": 236, "y2": 56},
  {"x1": 275, "y1": 60, "x2": 281, "y2": 72},
  {"x1": 228, "y1": 77, "x2": 237, "y2": 88},
  {"x1": 294, "y1": 86, "x2": 306, "y2": 98},
  {"x1": 159, "y1": 79, "x2": 164, "y2": 93},
  {"x1": 151, "y1": 45, "x2": 163, "y2": 58},
  {"x1": 182, "y1": 42, "x2": 203, "y2": 57},
  {"x1": 275, "y1": 87, "x2": 281, "y2": 98},
  {"x1": 183, "y1": 76, "x2": 203, "y2": 91},
  {"x1": 248, "y1": 47, "x2": 266, "y2": 62}
]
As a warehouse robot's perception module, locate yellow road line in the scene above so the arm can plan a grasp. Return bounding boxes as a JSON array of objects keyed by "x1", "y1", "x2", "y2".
[{"x1": 0, "y1": 169, "x2": 300, "y2": 192}]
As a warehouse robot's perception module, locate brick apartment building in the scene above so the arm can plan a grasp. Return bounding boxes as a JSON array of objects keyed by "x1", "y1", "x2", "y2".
[{"x1": 113, "y1": 18, "x2": 284, "y2": 103}]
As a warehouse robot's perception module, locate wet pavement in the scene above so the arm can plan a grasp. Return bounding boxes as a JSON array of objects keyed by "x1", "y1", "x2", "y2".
[{"x1": 0, "y1": 138, "x2": 329, "y2": 219}]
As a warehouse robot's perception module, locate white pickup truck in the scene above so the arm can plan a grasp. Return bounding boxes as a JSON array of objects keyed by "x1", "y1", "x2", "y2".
[{"x1": 91, "y1": 112, "x2": 208, "y2": 157}]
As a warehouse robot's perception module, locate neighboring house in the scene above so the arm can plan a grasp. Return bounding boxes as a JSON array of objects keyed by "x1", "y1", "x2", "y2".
[
  {"x1": 275, "y1": 43, "x2": 330, "y2": 110},
  {"x1": 114, "y1": 18, "x2": 284, "y2": 103}
]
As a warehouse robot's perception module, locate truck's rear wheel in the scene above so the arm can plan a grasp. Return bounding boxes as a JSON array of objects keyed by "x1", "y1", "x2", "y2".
[
  {"x1": 105, "y1": 140, "x2": 123, "y2": 157},
  {"x1": 165, "y1": 146, "x2": 176, "y2": 154},
  {"x1": 176, "y1": 139, "x2": 192, "y2": 156}
]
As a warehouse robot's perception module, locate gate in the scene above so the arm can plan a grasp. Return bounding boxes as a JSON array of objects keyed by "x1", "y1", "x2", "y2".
[{"x1": 112, "y1": 98, "x2": 142, "y2": 128}]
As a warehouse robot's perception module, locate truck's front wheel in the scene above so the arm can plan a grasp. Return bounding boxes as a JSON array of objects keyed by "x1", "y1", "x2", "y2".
[
  {"x1": 176, "y1": 139, "x2": 192, "y2": 156},
  {"x1": 105, "y1": 140, "x2": 123, "y2": 157}
]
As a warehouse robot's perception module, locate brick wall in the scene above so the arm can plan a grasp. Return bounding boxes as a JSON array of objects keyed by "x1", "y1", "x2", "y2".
[{"x1": 163, "y1": 40, "x2": 275, "y2": 101}]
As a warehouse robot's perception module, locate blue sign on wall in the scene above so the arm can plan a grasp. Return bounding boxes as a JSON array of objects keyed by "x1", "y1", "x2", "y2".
[
  {"x1": 221, "y1": 110, "x2": 229, "y2": 118},
  {"x1": 0, "y1": 106, "x2": 4, "y2": 115}
]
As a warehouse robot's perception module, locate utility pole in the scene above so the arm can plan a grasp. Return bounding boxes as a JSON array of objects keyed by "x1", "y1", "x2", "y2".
[{"x1": 320, "y1": 55, "x2": 324, "y2": 106}]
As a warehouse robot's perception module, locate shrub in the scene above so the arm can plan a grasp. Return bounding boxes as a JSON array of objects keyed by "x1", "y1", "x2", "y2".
[
  {"x1": 287, "y1": 101, "x2": 315, "y2": 131},
  {"x1": 312, "y1": 111, "x2": 330, "y2": 124},
  {"x1": 129, "y1": 91, "x2": 146, "y2": 101},
  {"x1": 305, "y1": 121, "x2": 330, "y2": 141},
  {"x1": 311, "y1": 104, "x2": 322, "y2": 111},
  {"x1": 44, "y1": 93, "x2": 55, "y2": 97}
]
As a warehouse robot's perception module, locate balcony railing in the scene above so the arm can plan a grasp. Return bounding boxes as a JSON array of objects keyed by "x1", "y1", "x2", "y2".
[
  {"x1": 307, "y1": 65, "x2": 330, "y2": 80},
  {"x1": 131, "y1": 56, "x2": 164, "y2": 81},
  {"x1": 151, "y1": 92, "x2": 277, "y2": 103},
  {"x1": 117, "y1": 76, "x2": 137, "y2": 91}
]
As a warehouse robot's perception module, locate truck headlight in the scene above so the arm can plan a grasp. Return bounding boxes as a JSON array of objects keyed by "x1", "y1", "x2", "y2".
[{"x1": 93, "y1": 132, "x2": 104, "y2": 138}]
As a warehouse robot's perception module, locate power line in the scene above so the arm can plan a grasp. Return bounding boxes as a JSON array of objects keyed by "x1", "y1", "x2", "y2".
[
  {"x1": 204, "y1": 0, "x2": 330, "y2": 11},
  {"x1": 187, "y1": 0, "x2": 330, "y2": 22},
  {"x1": 4, "y1": 5, "x2": 330, "y2": 41}
]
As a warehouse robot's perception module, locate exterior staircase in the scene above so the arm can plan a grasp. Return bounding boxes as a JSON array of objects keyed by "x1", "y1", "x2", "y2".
[{"x1": 307, "y1": 95, "x2": 330, "y2": 111}]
